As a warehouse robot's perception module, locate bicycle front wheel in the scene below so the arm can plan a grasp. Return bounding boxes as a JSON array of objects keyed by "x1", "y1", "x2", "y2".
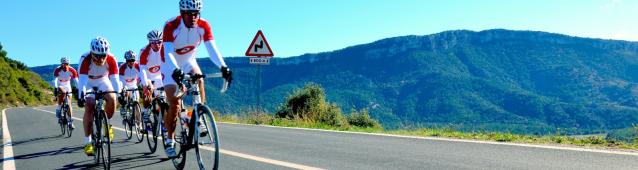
[
  {"x1": 133, "y1": 102, "x2": 144, "y2": 143},
  {"x1": 194, "y1": 104, "x2": 220, "y2": 170},
  {"x1": 100, "y1": 111, "x2": 112, "y2": 170},
  {"x1": 124, "y1": 106, "x2": 133, "y2": 140},
  {"x1": 65, "y1": 106, "x2": 73, "y2": 138}
]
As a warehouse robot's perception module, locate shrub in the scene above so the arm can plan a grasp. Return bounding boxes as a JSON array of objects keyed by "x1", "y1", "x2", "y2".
[
  {"x1": 348, "y1": 108, "x2": 382, "y2": 128},
  {"x1": 276, "y1": 83, "x2": 349, "y2": 128}
]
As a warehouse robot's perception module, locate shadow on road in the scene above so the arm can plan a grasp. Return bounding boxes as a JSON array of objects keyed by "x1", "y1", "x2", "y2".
[
  {"x1": 57, "y1": 152, "x2": 168, "y2": 170},
  {"x1": 10, "y1": 134, "x2": 66, "y2": 146},
  {"x1": 9, "y1": 146, "x2": 83, "y2": 161}
]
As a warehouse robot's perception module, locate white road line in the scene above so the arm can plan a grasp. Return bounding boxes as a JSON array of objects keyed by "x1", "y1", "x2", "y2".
[
  {"x1": 221, "y1": 122, "x2": 638, "y2": 156},
  {"x1": 32, "y1": 107, "x2": 323, "y2": 170},
  {"x1": 2, "y1": 108, "x2": 16, "y2": 170}
]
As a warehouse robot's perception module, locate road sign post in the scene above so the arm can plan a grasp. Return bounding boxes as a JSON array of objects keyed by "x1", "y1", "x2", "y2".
[{"x1": 246, "y1": 30, "x2": 274, "y2": 112}]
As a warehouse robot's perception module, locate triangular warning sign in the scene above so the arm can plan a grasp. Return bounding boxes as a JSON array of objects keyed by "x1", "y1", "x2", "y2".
[{"x1": 245, "y1": 30, "x2": 274, "y2": 57}]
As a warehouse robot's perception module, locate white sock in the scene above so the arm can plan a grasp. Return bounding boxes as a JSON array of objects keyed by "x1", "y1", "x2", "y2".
[
  {"x1": 84, "y1": 136, "x2": 92, "y2": 144},
  {"x1": 165, "y1": 138, "x2": 174, "y2": 145}
]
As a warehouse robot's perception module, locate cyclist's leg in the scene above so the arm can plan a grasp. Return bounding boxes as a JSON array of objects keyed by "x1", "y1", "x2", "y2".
[
  {"x1": 164, "y1": 84, "x2": 180, "y2": 141},
  {"x1": 189, "y1": 61, "x2": 206, "y2": 103},
  {"x1": 84, "y1": 96, "x2": 96, "y2": 139},
  {"x1": 105, "y1": 93, "x2": 117, "y2": 119},
  {"x1": 83, "y1": 96, "x2": 96, "y2": 155},
  {"x1": 56, "y1": 87, "x2": 65, "y2": 119}
]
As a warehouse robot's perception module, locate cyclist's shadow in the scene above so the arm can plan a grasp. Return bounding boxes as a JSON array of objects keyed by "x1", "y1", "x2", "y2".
[{"x1": 57, "y1": 152, "x2": 169, "y2": 170}]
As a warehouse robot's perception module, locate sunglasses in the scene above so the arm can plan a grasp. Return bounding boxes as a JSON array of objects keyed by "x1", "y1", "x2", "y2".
[
  {"x1": 92, "y1": 53, "x2": 107, "y2": 59},
  {"x1": 181, "y1": 10, "x2": 200, "y2": 16},
  {"x1": 150, "y1": 40, "x2": 162, "y2": 44},
  {"x1": 126, "y1": 60, "x2": 135, "y2": 62}
]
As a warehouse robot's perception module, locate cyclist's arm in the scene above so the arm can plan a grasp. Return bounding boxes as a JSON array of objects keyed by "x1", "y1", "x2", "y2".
[
  {"x1": 204, "y1": 40, "x2": 227, "y2": 68},
  {"x1": 52, "y1": 68, "x2": 60, "y2": 88},
  {"x1": 200, "y1": 20, "x2": 227, "y2": 68},
  {"x1": 139, "y1": 65, "x2": 149, "y2": 86},
  {"x1": 118, "y1": 64, "x2": 126, "y2": 89},
  {"x1": 78, "y1": 75, "x2": 87, "y2": 96},
  {"x1": 161, "y1": 42, "x2": 181, "y2": 77},
  {"x1": 70, "y1": 67, "x2": 80, "y2": 90},
  {"x1": 52, "y1": 78, "x2": 59, "y2": 88},
  {"x1": 108, "y1": 57, "x2": 122, "y2": 92}
]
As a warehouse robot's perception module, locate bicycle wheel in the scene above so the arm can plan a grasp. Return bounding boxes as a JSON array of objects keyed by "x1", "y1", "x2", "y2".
[
  {"x1": 194, "y1": 104, "x2": 220, "y2": 170},
  {"x1": 100, "y1": 111, "x2": 112, "y2": 170},
  {"x1": 171, "y1": 118, "x2": 187, "y2": 170},
  {"x1": 147, "y1": 99, "x2": 163, "y2": 153},
  {"x1": 65, "y1": 105, "x2": 73, "y2": 138},
  {"x1": 59, "y1": 107, "x2": 66, "y2": 136},
  {"x1": 124, "y1": 105, "x2": 133, "y2": 140},
  {"x1": 133, "y1": 102, "x2": 144, "y2": 143},
  {"x1": 93, "y1": 114, "x2": 101, "y2": 165}
]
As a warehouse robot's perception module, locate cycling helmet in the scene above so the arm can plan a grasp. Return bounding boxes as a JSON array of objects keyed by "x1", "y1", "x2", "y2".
[
  {"x1": 147, "y1": 30, "x2": 163, "y2": 41},
  {"x1": 179, "y1": 0, "x2": 202, "y2": 11},
  {"x1": 90, "y1": 37, "x2": 110, "y2": 55},
  {"x1": 124, "y1": 50, "x2": 136, "y2": 61},
  {"x1": 60, "y1": 57, "x2": 69, "y2": 64}
]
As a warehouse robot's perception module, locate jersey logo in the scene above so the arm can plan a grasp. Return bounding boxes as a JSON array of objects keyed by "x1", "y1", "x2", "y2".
[
  {"x1": 149, "y1": 66, "x2": 161, "y2": 73},
  {"x1": 175, "y1": 45, "x2": 195, "y2": 55},
  {"x1": 125, "y1": 79, "x2": 136, "y2": 83}
]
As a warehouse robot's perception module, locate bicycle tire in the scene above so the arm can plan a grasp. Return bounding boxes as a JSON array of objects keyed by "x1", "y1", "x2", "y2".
[
  {"x1": 64, "y1": 105, "x2": 72, "y2": 138},
  {"x1": 124, "y1": 105, "x2": 133, "y2": 140},
  {"x1": 134, "y1": 102, "x2": 144, "y2": 143},
  {"x1": 171, "y1": 117, "x2": 187, "y2": 170},
  {"x1": 194, "y1": 104, "x2": 220, "y2": 170},
  {"x1": 101, "y1": 110, "x2": 112, "y2": 170}
]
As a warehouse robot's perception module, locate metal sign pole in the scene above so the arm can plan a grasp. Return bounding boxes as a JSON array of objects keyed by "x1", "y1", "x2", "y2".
[{"x1": 257, "y1": 64, "x2": 262, "y2": 112}]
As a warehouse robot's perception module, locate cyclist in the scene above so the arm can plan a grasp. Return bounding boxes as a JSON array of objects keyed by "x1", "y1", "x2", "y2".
[
  {"x1": 77, "y1": 37, "x2": 122, "y2": 156},
  {"x1": 139, "y1": 30, "x2": 165, "y2": 125},
  {"x1": 118, "y1": 50, "x2": 142, "y2": 124},
  {"x1": 161, "y1": 0, "x2": 232, "y2": 158},
  {"x1": 53, "y1": 57, "x2": 79, "y2": 129}
]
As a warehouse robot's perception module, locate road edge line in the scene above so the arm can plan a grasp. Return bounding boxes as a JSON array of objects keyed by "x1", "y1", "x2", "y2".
[
  {"x1": 2, "y1": 108, "x2": 16, "y2": 170},
  {"x1": 220, "y1": 122, "x2": 638, "y2": 156}
]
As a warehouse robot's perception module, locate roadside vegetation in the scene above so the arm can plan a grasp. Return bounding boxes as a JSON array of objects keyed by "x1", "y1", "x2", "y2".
[
  {"x1": 218, "y1": 82, "x2": 638, "y2": 151},
  {"x1": 0, "y1": 42, "x2": 53, "y2": 108}
]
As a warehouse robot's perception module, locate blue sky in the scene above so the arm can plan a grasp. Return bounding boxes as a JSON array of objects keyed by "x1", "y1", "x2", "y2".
[{"x1": 1, "y1": 0, "x2": 637, "y2": 67}]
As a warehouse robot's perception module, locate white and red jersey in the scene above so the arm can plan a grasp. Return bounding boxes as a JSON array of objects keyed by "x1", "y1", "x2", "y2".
[
  {"x1": 53, "y1": 66, "x2": 78, "y2": 87},
  {"x1": 139, "y1": 44, "x2": 165, "y2": 82},
  {"x1": 162, "y1": 16, "x2": 214, "y2": 64},
  {"x1": 78, "y1": 52, "x2": 121, "y2": 95},
  {"x1": 119, "y1": 63, "x2": 141, "y2": 88},
  {"x1": 161, "y1": 16, "x2": 227, "y2": 85}
]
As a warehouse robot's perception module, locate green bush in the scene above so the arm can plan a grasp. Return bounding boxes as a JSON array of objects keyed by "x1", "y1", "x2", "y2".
[
  {"x1": 348, "y1": 108, "x2": 382, "y2": 128},
  {"x1": 276, "y1": 83, "x2": 349, "y2": 128}
]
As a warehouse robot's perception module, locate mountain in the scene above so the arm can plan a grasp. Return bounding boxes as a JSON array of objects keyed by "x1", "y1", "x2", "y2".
[
  {"x1": 31, "y1": 29, "x2": 638, "y2": 134},
  {"x1": 0, "y1": 42, "x2": 52, "y2": 107}
]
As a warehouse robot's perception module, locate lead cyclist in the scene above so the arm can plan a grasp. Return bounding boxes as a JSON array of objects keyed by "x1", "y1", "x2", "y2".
[{"x1": 160, "y1": 0, "x2": 232, "y2": 158}]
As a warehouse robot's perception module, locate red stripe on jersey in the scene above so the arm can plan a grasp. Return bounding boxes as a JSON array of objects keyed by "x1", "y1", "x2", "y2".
[
  {"x1": 54, "y1": 67, "x2": 61, "y2": 77},
  {"x1": 163, "y1": 16, "x2": 182, "y2": 42},
  {"x1": 107, "y1": 55, "x2": 118, "y2": 75},
  {"x1": 197, "y1": 19, "x2": 214, "y2": 41}
]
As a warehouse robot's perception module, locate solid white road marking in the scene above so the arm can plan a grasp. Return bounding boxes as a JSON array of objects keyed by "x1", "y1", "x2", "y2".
[
  {"x1": 2, "y1": 108, "x2": 16, "y2": 170},
  {"x1": 220, "y1": 122, "x2": 638, "y2": 157},
  {"x1": 32, "y1": 107, "x2": 324, "y2": 170}
]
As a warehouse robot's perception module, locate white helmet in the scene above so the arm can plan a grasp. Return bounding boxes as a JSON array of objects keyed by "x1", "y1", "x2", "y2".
[
  {"x1": 60, "y1": 57, "x2": 69, "y2": 64},
  {"x1": 124, "y1": 50, "x2": 136, "y2": 61},
  {"x1": 90, "y1": 37, "x2": 110, "y2": 55},
  {"x1": 147, "y1": 30, "x2": 163, "y2": 41},
  {"x1": 179, "y1": 0, "x2": 202, "y2": 11}
]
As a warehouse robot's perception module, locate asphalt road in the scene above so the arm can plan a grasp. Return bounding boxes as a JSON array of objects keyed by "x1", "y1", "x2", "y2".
[{"x1": 1, "y1": 106, "x2": 638, "y2": 170}]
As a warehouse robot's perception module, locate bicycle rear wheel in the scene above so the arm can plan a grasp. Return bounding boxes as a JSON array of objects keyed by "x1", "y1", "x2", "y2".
[
  {"x1": 171, "y1": 118, "x2": 188, "y2": 170},
  {"x1": 194, "y1": 104, "x2": 220, "y2": 170}
]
